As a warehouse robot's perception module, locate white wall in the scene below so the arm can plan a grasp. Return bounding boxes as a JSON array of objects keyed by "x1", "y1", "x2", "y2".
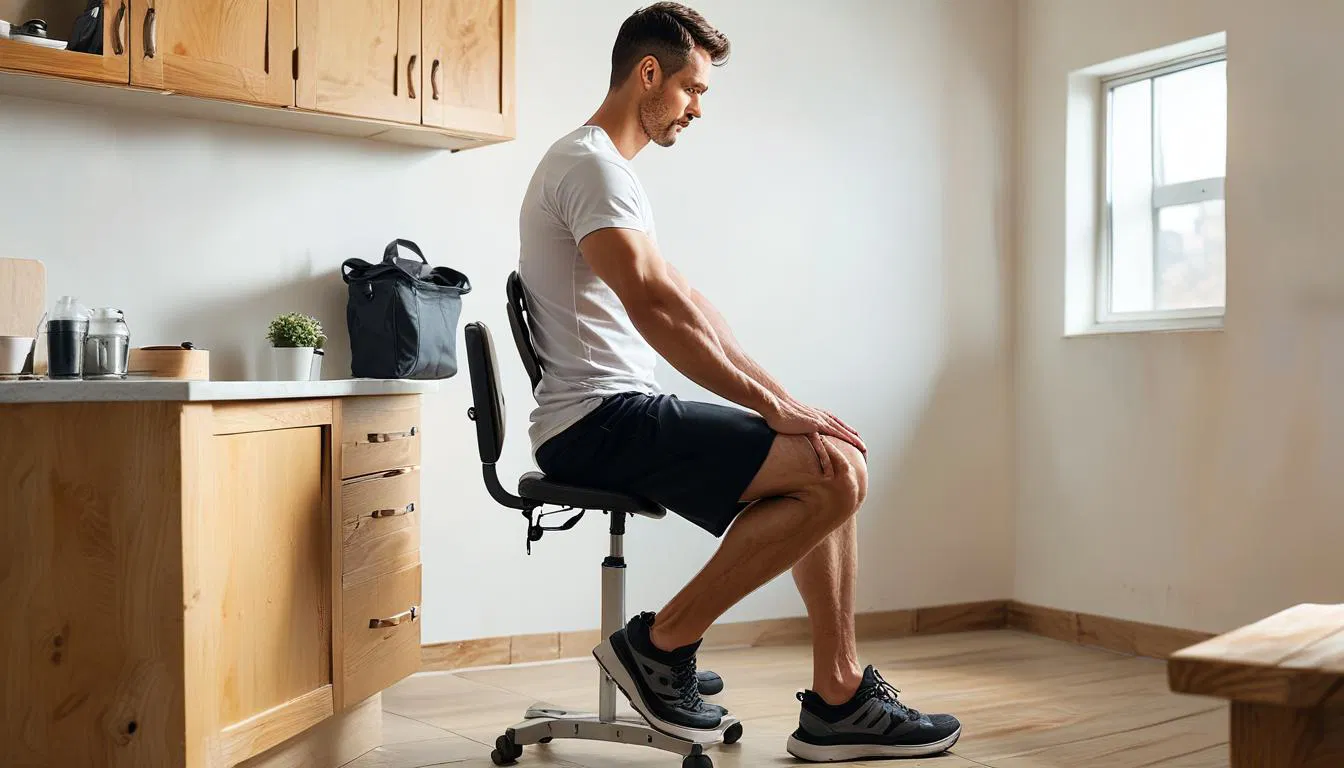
[
  {"x1": 0, "y1": 0, "x2": 1016, "y2": 643},
  {"x1": 1017, "y1": 0, "x2": 1344, "y2": 633}
]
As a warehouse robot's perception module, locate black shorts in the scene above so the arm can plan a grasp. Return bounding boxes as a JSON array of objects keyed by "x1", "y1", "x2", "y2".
[{"x1": 535, "y1": 392, "x2": 778, "y2": 537}]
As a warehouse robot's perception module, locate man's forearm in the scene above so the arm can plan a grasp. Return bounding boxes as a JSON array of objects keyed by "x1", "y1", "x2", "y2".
[
  {"x1": 690, "y1": 289, "x2": 792, "y2": 401},
  {"x1": 629, "y1": 288, "x2": 778, "y2": 415}
]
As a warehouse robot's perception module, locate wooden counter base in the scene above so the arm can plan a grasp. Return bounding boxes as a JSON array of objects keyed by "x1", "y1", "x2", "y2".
[{"x1": 0, "y1": 397, "x2": 423, "y2": 768}]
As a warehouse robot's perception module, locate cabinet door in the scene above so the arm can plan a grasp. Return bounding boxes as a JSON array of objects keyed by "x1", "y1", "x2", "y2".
[
  {"x1": 130, "y1": 0, "x2": 295, "y2": 106},
  {"x1": 0, "y1": 0, "x2": 130, "y2": 84},
  {"x1": 422, "y1": 0, "x2": 514, "y2": 138},
  {"x1": 182, "y1": 405, "x2": 335, "y2": 767},
  {"x1": 296, "y1": 0, "x2": 421, "y2": 124}
]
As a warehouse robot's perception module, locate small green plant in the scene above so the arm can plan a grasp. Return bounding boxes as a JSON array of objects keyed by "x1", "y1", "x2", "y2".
[{"x1": 266, "y1": 312, "x2": 324, "y2": 348}]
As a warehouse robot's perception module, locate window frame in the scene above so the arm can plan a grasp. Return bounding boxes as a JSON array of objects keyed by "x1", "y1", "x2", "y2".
[{"x1": 1097, "y1": 47, "x2": 1228, "y2": 326}]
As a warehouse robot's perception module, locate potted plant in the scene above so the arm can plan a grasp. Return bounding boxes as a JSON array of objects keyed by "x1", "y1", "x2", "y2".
[{"x1": 265, "y1": 312, "x2": 323, "y2": 381}]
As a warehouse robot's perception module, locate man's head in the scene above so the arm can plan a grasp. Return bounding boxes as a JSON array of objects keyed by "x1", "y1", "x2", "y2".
[{"x1": 609, "y1": 3, "x2": 730, "y2": 147}]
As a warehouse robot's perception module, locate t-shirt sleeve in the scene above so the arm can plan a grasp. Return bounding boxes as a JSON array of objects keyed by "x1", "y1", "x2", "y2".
[{"x1": 552, "y1": 157, "x2": 646, "y2": 244}]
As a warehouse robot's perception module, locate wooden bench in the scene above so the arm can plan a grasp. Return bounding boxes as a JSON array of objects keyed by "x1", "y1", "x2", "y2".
[{"x1": 1168, "y1": 603, "x2": 1344, "y2": 767}]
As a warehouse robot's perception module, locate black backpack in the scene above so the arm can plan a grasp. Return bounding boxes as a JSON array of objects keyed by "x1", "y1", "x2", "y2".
[
  {"x1": 67, "y1": 0, "x2": 104, "y2": 55},
  {"x1": 342, "y1": 239, "x2": 472, "y2": 380}
]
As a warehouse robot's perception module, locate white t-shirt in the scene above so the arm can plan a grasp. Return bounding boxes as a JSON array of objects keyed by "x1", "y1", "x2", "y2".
[{"x1": 517, "y1": 125, "x2": 662, "y2": 457}]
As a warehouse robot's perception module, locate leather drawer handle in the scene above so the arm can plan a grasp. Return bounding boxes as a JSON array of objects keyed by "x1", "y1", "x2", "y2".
[
  {"x1": 370, "y1": 606, "x2": 418, "y2": 629},
  {"x1": 371, "y1": 502, "x2": 414, "y2": 519},
  {"x1": 368, "y1": 427, "x2": 417, "y2": 443}
]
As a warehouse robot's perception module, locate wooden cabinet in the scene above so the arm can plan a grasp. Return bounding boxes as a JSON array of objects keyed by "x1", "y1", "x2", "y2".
[
  {"x1": 296, "y1": 0, "x2": 420, "y2": 124},
  {"x1": 131, "y1": 0, "x2": 296, "y2": 106},
  {"x1": 0, "y1": 394, "x2": 426, "y2": 767},
  {"x1": 0, "y1": 0, "x2": 515, "y2": 148},
  {"x1": 422, "y1": 0, "x2": 514, "y2": 138},
  {"x1": 0, "y1": 0, "x2": 130, "y2": 84}
]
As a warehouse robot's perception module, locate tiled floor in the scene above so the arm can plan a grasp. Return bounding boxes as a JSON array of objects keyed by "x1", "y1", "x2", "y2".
[{"x1": 347, "y1": 630, "x2": 1229, "y2": 768}]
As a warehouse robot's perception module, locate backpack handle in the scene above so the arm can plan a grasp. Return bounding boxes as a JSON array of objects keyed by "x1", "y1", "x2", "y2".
[{"x1": 384, "y1": 239, "x2": 428, "y2": 264}]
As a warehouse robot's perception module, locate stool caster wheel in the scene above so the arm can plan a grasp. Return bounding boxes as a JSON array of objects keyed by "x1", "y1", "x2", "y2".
[
  {"x1": 723, "y1": 722, "x2": 743, "y2": 744},
  {"x1": 491, "y1": 734, "x2": 522, "y2": 765},
  {"x1": 682, "y1": 754, "x2": 713, "y2": 768},
  {"x1": 538, "y1": 737, "x2": 553, "y2": 744}
]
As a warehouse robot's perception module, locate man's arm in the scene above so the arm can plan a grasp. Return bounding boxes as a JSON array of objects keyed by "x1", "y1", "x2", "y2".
[
  {"x1": 580, "y1": 228, "x2": 863, "y2": 463},
  {"x1": 579, "y1": 227, "x2": 779, "y2": 417},
  {"x1": 665, "y1": 263, "x2": 867, "y2": 455},
  {"x1": 665, "y1": 263, "x2": 791, "y2": 401}
]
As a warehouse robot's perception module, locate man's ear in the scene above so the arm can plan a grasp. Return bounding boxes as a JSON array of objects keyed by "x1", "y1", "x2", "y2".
[{"x1": 638, "y1": 55, "x2": 660, "y2": 90}]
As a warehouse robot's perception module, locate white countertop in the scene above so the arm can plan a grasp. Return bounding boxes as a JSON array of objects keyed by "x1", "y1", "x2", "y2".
[{"x1": 0, "y1": 378, "x2": 439, "y2": 403}]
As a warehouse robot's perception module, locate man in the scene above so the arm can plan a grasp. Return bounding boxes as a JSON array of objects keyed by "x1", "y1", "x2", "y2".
[{"x1": 516, "y1": 3, "x2": 961, "y2": 761}]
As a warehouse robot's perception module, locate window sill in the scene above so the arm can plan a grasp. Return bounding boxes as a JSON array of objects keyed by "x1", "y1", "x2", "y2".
[{"x1": 1065, "y1": 314, "x2": 1224, "y2": 338}]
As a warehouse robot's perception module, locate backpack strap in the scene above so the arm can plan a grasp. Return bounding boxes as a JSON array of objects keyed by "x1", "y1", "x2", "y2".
[{"x1": 384, "y1": 239, "x2": 428, "y2": 264}]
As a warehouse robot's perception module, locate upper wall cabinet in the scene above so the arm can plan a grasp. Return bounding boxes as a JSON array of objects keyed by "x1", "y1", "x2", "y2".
[
  {"x1": 131, "y1": 0, "x2": 296, "y2": 106},
  {"x1": 296, "y1": 0, "x2": 421, "y2": 125},
  {"x1": 422, "y1": 0, "x2": 514, "y2": 139},
  {"x1": 0, "y1": 0, "x2": 516, "y2": 149},
  {"x1": 0, "y1": 0, "x2": 130, "y2": 84}
]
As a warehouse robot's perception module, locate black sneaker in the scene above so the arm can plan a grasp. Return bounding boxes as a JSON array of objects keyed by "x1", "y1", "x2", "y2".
[
  {"x1": 786, "y1": 666, "x2": 961, "y2": 762},
  {"x1": 593, "y1": 612, "x2": 724, "y2": 740}
]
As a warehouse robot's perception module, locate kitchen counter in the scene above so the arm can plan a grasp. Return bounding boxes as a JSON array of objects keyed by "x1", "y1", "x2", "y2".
[
  {"x1": 2, "y1": 383, "x2": 431, "y2": 767},
  {"x1": 0, "y1": 377, "x2": 438, "y2": 403}
]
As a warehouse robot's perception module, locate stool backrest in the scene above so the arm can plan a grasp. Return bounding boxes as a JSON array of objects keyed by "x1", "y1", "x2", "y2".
[
  {"x1": 464, "y1": 320, "x2": 506, "y2": 464},
  {"x1": 506, "y1": 271, "x2": 543, "y2": 390}
]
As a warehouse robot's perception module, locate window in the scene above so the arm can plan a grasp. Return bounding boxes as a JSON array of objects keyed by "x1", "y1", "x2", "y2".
[{"x1": 1099, "y1": 50, "x2": 1226, "y2": 325}]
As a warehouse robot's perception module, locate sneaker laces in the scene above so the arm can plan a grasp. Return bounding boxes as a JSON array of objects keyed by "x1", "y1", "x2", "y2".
[
  {"x1": 858, "y1": 670, "x2": 922, "y2": 721},
  {"x1": 669, "y1": 655, "x2": 704, "y2": 710}
]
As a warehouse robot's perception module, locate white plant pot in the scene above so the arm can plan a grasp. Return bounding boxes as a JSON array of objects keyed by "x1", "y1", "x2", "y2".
[{"x1": 270, "y1": 347, "x2": 314, "y2": 381}]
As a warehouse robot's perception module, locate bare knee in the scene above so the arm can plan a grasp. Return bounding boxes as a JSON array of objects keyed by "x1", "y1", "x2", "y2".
[{"x1": 812, "y1": 439, "x2": 867, "y2": 518}]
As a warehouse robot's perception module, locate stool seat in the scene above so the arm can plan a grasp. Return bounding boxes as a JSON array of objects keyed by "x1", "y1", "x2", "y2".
[{"x1": 519, "y1": 471, "x2": 667, "y2": 519}]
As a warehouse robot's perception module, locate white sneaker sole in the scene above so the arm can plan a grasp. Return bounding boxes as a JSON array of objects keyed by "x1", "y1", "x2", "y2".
[
  {"x1": 785, "y1": 727, "x2": 962, "y2": 762},
  {"x1": 592, "y1": 640, "x2": 725, "y2": 745}
]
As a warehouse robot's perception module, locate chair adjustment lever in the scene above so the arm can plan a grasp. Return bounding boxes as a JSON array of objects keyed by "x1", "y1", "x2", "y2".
[{"x1": 524, "y1": 505, "x2": 586, "y2": 555}]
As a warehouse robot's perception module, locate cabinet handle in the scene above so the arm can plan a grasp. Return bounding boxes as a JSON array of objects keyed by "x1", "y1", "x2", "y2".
[
  {"x1": 143, "y1": 7, "x2": 157, "y2": 59},
  {"x1": 371, "y1": 502, "x2": 415, "y2": 519},
  {"x1": 407, "y1": 54, "x2": 418, "y2": 100},
  {"x1": 431, "y1": 59, "x2": 441, "y2": 101},
  {"x1": 368, "y1": 427, "x2": 417, "y2": 443},
  {"x1": 111, "y1": 2, "x2": 127, "y2": 56},
  {"x1": 369, "y1": 606, "x2": 418, "y2": 629}
]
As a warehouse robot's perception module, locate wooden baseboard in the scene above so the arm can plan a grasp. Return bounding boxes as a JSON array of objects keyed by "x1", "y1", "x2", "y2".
[
  {"x1": 1007, "y1": 601, "x2": 1215, "y2": 659},
  {"x1": 421, "y1": 600, "x2": 1008, "y2": 672},
  {"x1": 420, "y1": 600, "x2": 1210, "y2": 672}
]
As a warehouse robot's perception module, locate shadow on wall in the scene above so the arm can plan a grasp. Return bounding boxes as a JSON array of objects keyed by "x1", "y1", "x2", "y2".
[
  {"x1": 161, "y1": 267, "x2": 349, "y2": 381},
  {"x1": 860, "y1": 0, "x2": 1016, "y2": 608}
]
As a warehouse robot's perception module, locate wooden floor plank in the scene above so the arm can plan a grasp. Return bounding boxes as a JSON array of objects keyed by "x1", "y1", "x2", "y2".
[{"x1": 374, "y1": 630, "x2": 1230, "y2": 768}]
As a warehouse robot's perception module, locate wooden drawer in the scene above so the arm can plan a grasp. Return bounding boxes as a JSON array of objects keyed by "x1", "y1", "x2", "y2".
[
  {"x1": 341, "y1": 564, "x2": 422, "y2": 707},
  {"x1": 342, "y1": 468, "x2": 421, "y2": 588},
  {"x1": 341, "y1": 396, "x2": 421, "y2": 478}
]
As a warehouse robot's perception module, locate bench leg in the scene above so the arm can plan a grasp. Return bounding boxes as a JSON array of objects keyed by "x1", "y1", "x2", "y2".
[{"x1": 1231, "y1": 702, "x2": 1344, "y2": 768}]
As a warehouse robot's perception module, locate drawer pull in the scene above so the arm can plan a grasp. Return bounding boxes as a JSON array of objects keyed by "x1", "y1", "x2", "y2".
[
  {"x1": 112, "y1": 2, "x2": 127, "y2": 56},
  {"x1": 370, "y1": 606, "x2": 418, "y2": 629},
  {"x1": 368, "y1": 427, "x2": 417, "y2": 443},
  {"x1": 371, "y1": 502, "x2": 414, "y2": 519},
  {"x1": 144, "y1": 7, "x2": 157, "y2": 58}
]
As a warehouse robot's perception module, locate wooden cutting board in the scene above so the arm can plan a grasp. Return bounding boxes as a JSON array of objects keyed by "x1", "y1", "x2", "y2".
[{"x1": 0, "y1": 258, "x2": 46, "y2": 338}]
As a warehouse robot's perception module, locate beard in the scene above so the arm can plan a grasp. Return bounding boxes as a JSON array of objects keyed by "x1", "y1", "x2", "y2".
[{"x1": 639, "y1": 91, "x2": 681, "y2": 147}]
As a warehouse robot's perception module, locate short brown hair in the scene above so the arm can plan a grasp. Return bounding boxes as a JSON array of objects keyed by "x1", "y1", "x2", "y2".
[{"x1": 609, "y1": 2, "x2": 731, "y2": 90}]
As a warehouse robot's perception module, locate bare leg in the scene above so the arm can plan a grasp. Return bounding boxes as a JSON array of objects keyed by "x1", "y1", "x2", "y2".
[
  {"x1": 648, "y1": 435, "x2": 867, "y2": 653},
  {"x1": 792, "y1": 514, "x2": 863, "y2": 704}
]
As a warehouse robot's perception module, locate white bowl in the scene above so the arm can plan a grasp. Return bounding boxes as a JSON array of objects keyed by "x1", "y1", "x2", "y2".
[{"x1": 0, "y1": 336, "x2": 35, "y2": 375}]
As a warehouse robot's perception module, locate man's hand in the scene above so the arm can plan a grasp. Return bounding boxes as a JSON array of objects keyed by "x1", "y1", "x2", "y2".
[{"x1": 760, "y1": 397, "x2": 867, "y2": 478}]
